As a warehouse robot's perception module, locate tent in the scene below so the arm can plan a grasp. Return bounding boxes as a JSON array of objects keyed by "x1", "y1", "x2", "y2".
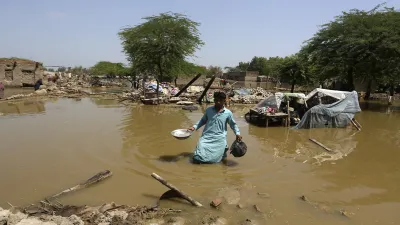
[
  {"x1": 305, "y1": 88, "x2": 353, "y2": 100},
  {"x1": 255, "y1": 92, "x2": 306, "y2": 111},
  {"x1": 304, "y1": 88, "x2": 354, "y2": 109},
  {"x1": 292, "y1": 90, "x2": 361, "y2": 129},
  {"x1": 246, "y1": 92, "x2": 306, "y2": 126}
]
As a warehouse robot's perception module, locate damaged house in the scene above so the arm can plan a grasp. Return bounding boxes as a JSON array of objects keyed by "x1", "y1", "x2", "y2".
[{"x1": 0, "y1": 58, "x2": 44, "y2": 87}]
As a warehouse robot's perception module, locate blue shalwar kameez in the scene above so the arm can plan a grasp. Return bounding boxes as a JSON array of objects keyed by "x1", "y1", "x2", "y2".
[{"x1": 192, "y1": 106, "x2": 241, "y2": 163}]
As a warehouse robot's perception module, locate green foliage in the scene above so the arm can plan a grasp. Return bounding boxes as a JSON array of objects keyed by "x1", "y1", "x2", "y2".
[
  {"x1": 70, "y1": 66, "x2": 89, "y2": 75},
  {"x1": 301, "y1": 3, "x2": 400, "y2": 91},
  {"x1": 90, "y1": 61, "x2": 130, "y2": 76},
  {"x1": 118, "y1": 12, "x2": 205, "y2": 82},
  {"x1": 248, "y1": 57, "x2": 269, "y2": 75},
  {"x1": 225, "y1": 62, "x2": 249, "y2": 72},
  {"x1": 169, "y1": 61, "x2": 206, "y2": 80},
  {"x1": 226, "y1": 57, "x2": 284, "y2": 77},
  {"x1": 225, "y1": 3, "x2": 400, "y2": 95},
  {"x1": 277, "y1": 54, "x2": 309, "y2": 92},
  {"x1": 206, "y1": 65, "x2": 223, "y2": 77},
  {"x1": 57, "y1": 67, "x2": 67, "y2": 72}
]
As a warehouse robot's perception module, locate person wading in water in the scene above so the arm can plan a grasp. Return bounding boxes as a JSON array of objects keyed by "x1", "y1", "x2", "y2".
[{"x1": 188, "y1": 91, "x2": 242, "y2": 164}]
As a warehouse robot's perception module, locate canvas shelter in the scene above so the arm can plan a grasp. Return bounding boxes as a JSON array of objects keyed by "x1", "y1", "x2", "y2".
[
  {"x1": 304, "y1": 88, "x2": 354, "y2": 108},
  {"x1": 254, "y1": 92, "x2": 306, "y2": 111},
  {"x1": 293, "y1": 89, "x2": 361, "y2": 129}
]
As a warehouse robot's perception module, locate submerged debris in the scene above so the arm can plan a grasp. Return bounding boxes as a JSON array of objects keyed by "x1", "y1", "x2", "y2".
[{"x1": 299, "y1": 195, "x2": 353, "y2": 218}]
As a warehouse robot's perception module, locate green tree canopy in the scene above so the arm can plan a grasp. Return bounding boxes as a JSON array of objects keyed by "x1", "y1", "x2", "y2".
[
  {"x1": 278, "y1": 54, "x2": 310, "y2": 92},
  {"x1": 90, "y1": 61, "x2": 130, "y2": 76},
  {"x1": 206, "y1": 65, "x2": 223, "y2": 77},
  {"x1": 300, "y1": 3, "x2": 400, "y2": 97},
  {"x1": 118, "y1": 12, "x2": 205, "y2": 83},
  {"x1": 248, "y1": 56, "x2": 269, "y2": 75},
  {"x1": 169, "y1": 61, "x2": 207, "y2": 85},
  {"x1": 57, "y1": 67, "x2": 67, "y2": 72}
]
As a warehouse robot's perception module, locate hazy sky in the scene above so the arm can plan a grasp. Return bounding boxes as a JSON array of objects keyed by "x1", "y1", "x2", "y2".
[{"x1": 1, "y1": 0, "x2": 398, "y2": 68}]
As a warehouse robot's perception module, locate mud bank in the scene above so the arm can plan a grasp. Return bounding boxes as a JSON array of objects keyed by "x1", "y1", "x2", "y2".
[{"x1": 0, "y1": 203, "x2": 184, "y2": 225}]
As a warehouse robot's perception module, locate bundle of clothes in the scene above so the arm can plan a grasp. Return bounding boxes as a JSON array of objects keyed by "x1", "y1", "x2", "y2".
[{"x1": 257, "y1": 106, "x2": 277, "y2": 114}]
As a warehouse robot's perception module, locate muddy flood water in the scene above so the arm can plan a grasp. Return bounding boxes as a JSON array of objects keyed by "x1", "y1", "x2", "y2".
[{"x1": 0, "y1": 97, "x2": 399, "y2": 224}]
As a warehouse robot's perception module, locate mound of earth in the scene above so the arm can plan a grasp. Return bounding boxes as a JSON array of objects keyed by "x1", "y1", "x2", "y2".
[{"x1": 1, "y1": 202, "x2": 183, "y2": 225}]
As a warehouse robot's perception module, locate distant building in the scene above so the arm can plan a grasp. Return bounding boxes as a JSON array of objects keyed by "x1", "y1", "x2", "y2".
[{"x1": 222, "y1": 71, "x2": 259, "y2": 82}]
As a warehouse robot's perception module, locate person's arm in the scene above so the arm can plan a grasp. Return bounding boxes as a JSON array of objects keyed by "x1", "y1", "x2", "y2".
[
  {"x1": 189, "y1": 110, "x2": 208, "y2": 131},
  {"x1": 228, "y1": 112, "x2": 242, "y2": 141}
]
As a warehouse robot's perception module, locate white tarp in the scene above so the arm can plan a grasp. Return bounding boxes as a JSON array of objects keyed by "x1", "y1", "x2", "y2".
[
  {"x1": 255, "y1": 92, "x2": 306, "y2": 110},
  {"x1": 305, "y1": 88, "x2": 353, "y2": 101}
]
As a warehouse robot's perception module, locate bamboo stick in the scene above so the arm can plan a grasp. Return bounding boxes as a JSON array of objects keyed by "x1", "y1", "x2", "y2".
[
  {"x1": 350, "y1": 119, "x2": 361, "y2": 131},
  {"x1": 151, "y1": 173, "x2": 203, "y2": 207},
  {"x1": 50, "y1": 170, "x2": 113, "y2": 199},
  {"x1": 352, "y1": 118, "x2": 362, "y2": 128},
  {"x1": 309, "y1": 138, "x2": 334, "y2": 153}
]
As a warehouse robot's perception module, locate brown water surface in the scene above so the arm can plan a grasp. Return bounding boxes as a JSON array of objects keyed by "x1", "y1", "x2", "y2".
[
  {"x1": 0, "y1": 98, "x2": 399, "y2": 224},
  {"x1": 3, "y1": 87, "x2": 35, "y2": 98}
]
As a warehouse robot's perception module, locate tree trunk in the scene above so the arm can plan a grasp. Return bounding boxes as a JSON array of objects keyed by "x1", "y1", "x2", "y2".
[
  {"x1": 346, "y1": 67, "x2": 355, "y2": 91},
  {"x1": 157, "y1": 62, "x2": 163, "y2": 105},
  {"x1": 142, "y1": 76, "x2": 146, "y2": 96},
  {"x1": 290, "y1": 79, "x2": 296, "y2": 93},
  {"x1": 174, "y1": 78, "x2": 177, "y2": 87},
  {"x1": 388, "y1": 84, "x2": 395, "y2": 105},
  {"x1": 364, "y1": 79, "x2": 372, "y2": 100},
  {"x1": 156, "y1": 79, "x2": 160, "y2": 104}
]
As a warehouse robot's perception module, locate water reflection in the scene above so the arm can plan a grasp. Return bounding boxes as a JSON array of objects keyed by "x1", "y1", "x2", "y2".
[
  {"x1": 308, "y1": 110, "x2": 400, "y2": 214},
  {"x1": 118, "y1": 105, "x2": 196, "y2": 178},
  {"x1": 89, "y1": 98, "x2": 122, "y2": 108},
  {"x1": 360, "y1": 101, "x2": 400, "y2": 113},
  {"x1": 0, "y1": 100, "x2": 46, "y2": 116},
  {"x1": 3, "y1": 88, "x2": 33, "y2": 98},
  {"x1": 158, "y1": 152, "x2": 193, "y2": 162},
  {"x1": 247, "y1": 120, "x2": 359, "y2": 165}
]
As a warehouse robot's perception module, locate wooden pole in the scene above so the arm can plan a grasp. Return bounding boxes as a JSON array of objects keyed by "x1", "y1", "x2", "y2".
[
  {"x1": 156, "y1": 79, "x2": 160, "y2": 105},
  {"x1": 198, "y1": 75, "x2": 216, "y2": 104},
  {"x1": 151, "y1": 173, "x2": 203, "y2": 207},
  {"x1": 309, "y1": 138, "x2": 334, "y2": 153},
  {"x1": 287, "y1": 100, "x2": 290, "y2": 127},
  {"x1": 174, "y1": 73, "x2": 202, "y2": 97},
  {"x1": 350, "y1": 119, "x2": 361, "y2": 131},
  {"x1": 352, "y1": 118, "x2": 362, "y2": 128},
  {"x1": 50, "y1": 170, "x2": 113, "y2": 199}
]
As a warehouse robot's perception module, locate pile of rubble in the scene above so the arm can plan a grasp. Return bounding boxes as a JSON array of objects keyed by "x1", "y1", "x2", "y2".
[
  {"x1": 44, "y1": 71, "x2": 124, "y2": 89},
  {"x1": 2, "y1": 74, "x2": 111, "y2": 101},
  {"x1": 119, "y1": 82, "x2": 204, "y2": 105},
  {"x1": 2, "y1": 75, "x2": 275, "y2": 106},
  {"x1": 3, "y1": 83, "x2": 92, "y2": 101},
  {"x1": 118, "y1": 84, "x2": 275, "y2": 106},
  {"x1": 0, "y1": 204, "x2": 185, "y2": 225},
  {"x1": 230, "y1": 87, "x2": 273, "y2": 104},
  {"x1": 0, "y1": 207, "x2": 84, "y2": 225}
]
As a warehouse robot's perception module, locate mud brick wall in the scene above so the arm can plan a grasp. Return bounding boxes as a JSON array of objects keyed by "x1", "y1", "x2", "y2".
[{"x1": 0, "y1": 59, "x2": 44, "y2": 87}]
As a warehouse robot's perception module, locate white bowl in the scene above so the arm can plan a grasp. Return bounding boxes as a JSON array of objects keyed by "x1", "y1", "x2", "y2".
[{"x1": 171, "y1": 129, "x2": 192, "y2": 140}]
